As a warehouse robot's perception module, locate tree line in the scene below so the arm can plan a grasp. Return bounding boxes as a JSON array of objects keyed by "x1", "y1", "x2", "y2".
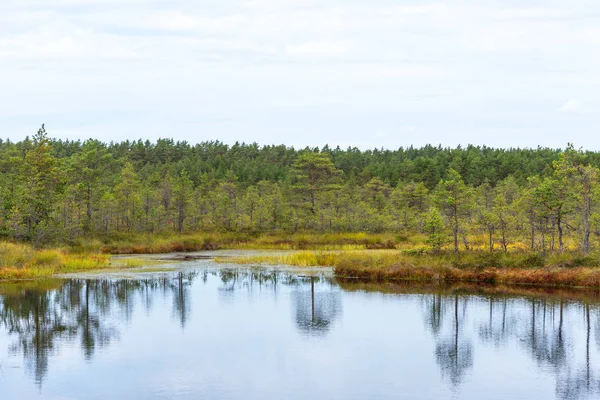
[{"x1": 1, "y1": 126, "x2": 600, "y2": 253}]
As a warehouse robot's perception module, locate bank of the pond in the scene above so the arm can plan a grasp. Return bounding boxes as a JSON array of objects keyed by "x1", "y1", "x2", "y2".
[
  {"x1": 336, "y1": 280, "x2": 600, "y2": 303},
  {"x1": 75, "y1": 232, "x2": 423, "y2": 254},
  {"x1": 216, "y1": 250, "x2": 600, "y2": 289},
  {"x1": 0, "y1": 242, "x2": 152, "y2": 280},
  {"x1": 48, "y1": 231, "x2": 582, "y2": 255},
  {"x1": 4, "y1": 232, "x2": 600, "y2": 287}
]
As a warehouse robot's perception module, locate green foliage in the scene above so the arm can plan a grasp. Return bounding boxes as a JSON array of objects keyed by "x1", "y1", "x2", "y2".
[
  {"x1": 3, "y1": 127, "x2": 600, "y2": 257},
  {"x1": 518, "y1": 253, "x2": 546, "y2": 268},
  {"x1": 292, "y1": 152, "x2": 339, "y2": 215},
  {"x1": 435, "y1": 169, "x2": 474, "y2": 253},
  {"x1": 424, "y1": 207, "x2": 446, "y2": 252},
  {"x1": 19, "y1": 125, "x2": 61, "y2": 242}
]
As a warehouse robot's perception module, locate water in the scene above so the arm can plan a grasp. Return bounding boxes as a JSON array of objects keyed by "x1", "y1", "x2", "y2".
[{"x1": 1, "y1": 253, "x2": 599, "y2": 400}]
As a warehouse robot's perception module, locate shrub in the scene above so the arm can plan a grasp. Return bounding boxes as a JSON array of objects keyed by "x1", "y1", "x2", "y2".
[{"x1": 519, "y1": 253, "x2": 546, "y2": 268}]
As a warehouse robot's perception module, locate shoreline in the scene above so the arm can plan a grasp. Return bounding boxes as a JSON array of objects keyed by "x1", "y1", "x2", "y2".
[
  {"x1": 333, "y1": 266, "x2": 600, "y2": 289},
  {"x1": 213, "y1": 248, "x2": 600, "y2": 290},
  {"x1": 3, "y1": 234, "x2": 600, "y2": 289},
  {"x1": 335, "y1": 279, "x2": 600, "y2": 302}
]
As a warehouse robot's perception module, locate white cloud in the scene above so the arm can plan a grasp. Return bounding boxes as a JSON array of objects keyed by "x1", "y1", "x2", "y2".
[
  {"x1": 1, "y1": 0, "x2": 600, "y2": 148},
  {"x1": 141, "y1": 12, "x2": 246, "y2": 33},
  {"x1": 0, "y1": 28, "x2": 137, "y2": 60},
  {"x1": 576, "y1": 28, "x2": 600, "y2": 44},
  {"x1": 559, "y1": 99, "x2": 584, "y2": 113},
  {"x1": 494, "y1": 7, "x2": 578, "y2": 20},
  {"x1": 285, "y1": 41, "x2": 349, "y2": 56},
  {"x1": 393, "y1": 3, "x2": 447, "y2": 15}
]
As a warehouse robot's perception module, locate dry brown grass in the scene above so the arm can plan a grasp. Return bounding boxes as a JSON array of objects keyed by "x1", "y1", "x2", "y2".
[
  {"x1": 334, "y1": 251, "x2": 600, "y2": 288},
  {"x1": 220, "y1": 247, "x2": 600, "y2": 288}
]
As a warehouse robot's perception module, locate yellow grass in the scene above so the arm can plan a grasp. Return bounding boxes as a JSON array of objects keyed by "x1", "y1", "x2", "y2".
[
  {"x1": 217, "y1": 251, "x2": 340, "y2": 267},
  {"x1": 0, "y1": 241, "x2": 150, "y2": 280},
  {"x1": 78, "y1": 231, "x2": 419, "y2": 254}
]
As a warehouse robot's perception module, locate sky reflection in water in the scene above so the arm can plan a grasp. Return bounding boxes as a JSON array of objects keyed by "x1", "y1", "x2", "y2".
[{"x1": 0, "y1": 264, "x2": 599, "y2": 400}]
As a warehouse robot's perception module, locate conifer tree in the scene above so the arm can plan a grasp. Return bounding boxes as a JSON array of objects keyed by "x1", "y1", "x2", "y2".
[{"x1": 436, "y1": 169, "x2": 474, "y2": 253}]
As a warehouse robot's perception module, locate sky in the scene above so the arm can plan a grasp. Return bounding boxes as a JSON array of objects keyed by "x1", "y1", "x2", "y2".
[{"x1": 1, "y1": 0, "x2": 600, "y2": 150}]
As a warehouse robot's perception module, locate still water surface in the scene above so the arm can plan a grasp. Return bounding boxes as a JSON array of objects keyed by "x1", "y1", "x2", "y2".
[{"x1": 1, "y1": 252, "x2": 600, "y2": 399}]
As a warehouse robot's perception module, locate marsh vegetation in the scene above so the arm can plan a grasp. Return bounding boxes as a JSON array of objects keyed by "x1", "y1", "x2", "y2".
[{"x1": 4, "y1": 128, "x2": 600, "y2": 286}]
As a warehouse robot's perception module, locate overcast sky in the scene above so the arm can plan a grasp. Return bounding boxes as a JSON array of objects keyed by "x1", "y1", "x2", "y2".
[{"x1": 1, "y1": 0, "x2": 600, "y2": 149}]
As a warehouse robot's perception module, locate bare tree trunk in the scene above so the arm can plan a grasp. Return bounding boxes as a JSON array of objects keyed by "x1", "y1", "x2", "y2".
[
  {"x1": 501, "y1": 222, "x2": 508, "y2": 253},
  {"x1": 557, "y1": 209, "x2": 564, "y2": 252},
  {"x1": 529, "y1": 212, "x2": 535, "y2": 250},
  {"x1": 453, "y1": 204, "x2": 459, "y2": 253},
  {"x1": 583, "y1": 180, "x2": 592, "y2": 254}
]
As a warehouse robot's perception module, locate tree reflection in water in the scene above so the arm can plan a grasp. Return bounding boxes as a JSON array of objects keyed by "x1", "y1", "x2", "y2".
[
  {"x1": 215, "y1": 268, "x2": 342, "y2": 336},
  {"x1": 419, "y1": 290, "x2": 600, "y2": 398},
  {"x1": 292, "y1": 276, "x2": 342, "y2": 336},
  {"x1": 0, "y1": 274, "x2": 197, "y2": 387},
  {"x1": 556, "y1": 304, "x2": 600, "y2": 400},
  {"x1": 172, "y1": 272, "x2": 192, "y2": 328},
  {"x1": 432, "y1": 294, "x2": 473, "y2": 388},
  {"x1": 3, "y1": 272, "x2": 600, "y2": 399}
]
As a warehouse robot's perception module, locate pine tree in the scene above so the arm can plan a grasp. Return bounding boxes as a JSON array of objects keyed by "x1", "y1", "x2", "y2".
[
  {"x1": 424, "y1": 207, "x2": 446, "y2": 252},
  {"x1": 292, "y1": 153, "x2": 339, "y2": 215},
  {"x1": 436, "y1": 169, "x2": 474, "y2": 253},
  {"x1": 114, "y1": 162, "x2": 142, "y2": 231},
  {"x1": 22, "y1": 125, "x2": 60, "y2": 242},
  {"x1": 173, "y1": 170, "x2": 193, "y2": 233}
]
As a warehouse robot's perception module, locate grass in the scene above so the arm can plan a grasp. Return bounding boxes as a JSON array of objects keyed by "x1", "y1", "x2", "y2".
[
  {"x1": 228, "y1": 232, "x2": 410, "y2": 250},
  {"x1": 336, "y1": 251, "x2": 600, "y2": 288},
  {"x1": 5, "y1": 231, "x2": 600, "y2": 288},
  {"x1": 0, "y1": 241, "x2": 158, "y2": 280},
  {"x1": 217, "y1": 251, "x2": 339, "y2": 267},
  {"x1": 96, "y1": 233, "x2": 226, "y2": 254},
  {"x1": 217, "y1": 249, "x2": 600, "y2": 289},
  {"x1": 81, "y1": 231, "x2": 586, "y2": 254},
  {"x1": 67, "y1": 232, "x2": 423, "y2": 254}
]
